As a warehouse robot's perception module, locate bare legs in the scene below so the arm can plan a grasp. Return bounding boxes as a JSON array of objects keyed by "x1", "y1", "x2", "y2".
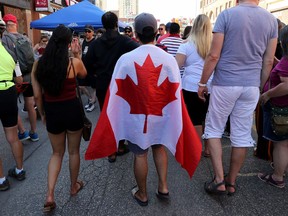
[
  {"x1": 24, "y1": 96, "x2": 37, "y2": 133},
  {"x1": 226, "y1": 147, "x2": 247, "y2": 193},
  {"x1": 133, "y1": 145, "x2": 168, "y2": 202},
  {"x1": 152, "y1": 146, "x2": 168, "y2": 194},
  {"x1": 0, "y1": 159, "x2": 3, "y2": 178},
  {"x1": 195, "y1": 125, "x2": 209, "y2": 156},
  {"x1": 207, "y1": 138, "x2": 247, "y2": 193},
  {"x1": 67, "y1": 129, "x2": 82, "y2": 194},
  {"x1": 17, "y1": 96, "x2": 37, "y2": 134},
  {"x1": 133, "y1": 153, "x2": 148, "y2": 202},
  {"x1": 207, "y1": 138, "x2": 225, "y2": 191},
  {"x1": 4, "y1": 125, "x2": 24, "y2": 170},
  {"x1": 45, "y1": 132, "x2": 66, "y2": 203},
  {"x1": 45, "y1": 129, "x2": 82, "y2": 204},
  {"x1": 272, "y1": 140, "x2": 288, "y2": 181}
]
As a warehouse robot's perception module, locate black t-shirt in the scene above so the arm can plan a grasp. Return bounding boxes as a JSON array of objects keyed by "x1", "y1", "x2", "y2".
[{"x1": 82, "y1": 38, "x2": 95, "y2": 59}]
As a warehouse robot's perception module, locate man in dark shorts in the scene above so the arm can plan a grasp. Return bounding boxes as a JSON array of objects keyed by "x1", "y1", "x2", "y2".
[
  {"x1": 2, "y1": 14, "x2": 39, "y2": 142},
  {"x1": 0, "y1": 17, "x2": 26, "y2": 192}
]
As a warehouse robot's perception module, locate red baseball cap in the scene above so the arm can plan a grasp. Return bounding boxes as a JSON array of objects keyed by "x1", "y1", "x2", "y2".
[{"x1": 3, "y1": 14, "x2": 17, "y2": 24}]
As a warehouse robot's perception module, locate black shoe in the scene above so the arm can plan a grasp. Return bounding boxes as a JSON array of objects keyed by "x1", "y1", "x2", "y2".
[
  {"x1": 0, "y1": 179, "x2": 10, "y2": 191},
  {"x1": 8, "y1": 167, "x2": 26, "y2": 181}
]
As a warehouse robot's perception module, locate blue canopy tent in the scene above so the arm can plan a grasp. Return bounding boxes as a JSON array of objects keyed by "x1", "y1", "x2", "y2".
[{"x1": 30, "y1": 0, "x2": 126, "y2": 32}]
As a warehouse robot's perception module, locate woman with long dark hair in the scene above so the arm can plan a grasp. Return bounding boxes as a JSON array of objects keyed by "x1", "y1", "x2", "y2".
[{"x1": 31, "y1": 25, "x2": 87, "y2": 212}]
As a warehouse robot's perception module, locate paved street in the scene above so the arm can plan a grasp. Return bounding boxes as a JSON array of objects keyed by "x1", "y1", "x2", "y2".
[{"x1": 0, "y1": 95, "x2": 287, "y2": 216}]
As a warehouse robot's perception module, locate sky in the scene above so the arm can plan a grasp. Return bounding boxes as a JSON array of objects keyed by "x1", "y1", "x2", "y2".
[{"x1": 106, "y1": 0, "x2": 198, "y2": 23}]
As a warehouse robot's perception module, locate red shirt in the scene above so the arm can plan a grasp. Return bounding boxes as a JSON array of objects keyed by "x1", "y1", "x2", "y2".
[{"x1": 44, "y1": 78, "x2": 77, "y2": 102}]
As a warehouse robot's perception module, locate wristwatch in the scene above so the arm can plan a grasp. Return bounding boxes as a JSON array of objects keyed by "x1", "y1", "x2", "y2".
[{"x1": 197, "y1": 82, "x2": 207, "y2": 87}]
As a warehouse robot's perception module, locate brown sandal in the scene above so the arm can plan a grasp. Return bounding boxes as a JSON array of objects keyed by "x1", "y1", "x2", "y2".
[
  {"x1": 43, "y1": 201, "x2": 56, "y2": 212},
  {"x1": 71, "y1": 180, "x2": 84, "y2": 196}
]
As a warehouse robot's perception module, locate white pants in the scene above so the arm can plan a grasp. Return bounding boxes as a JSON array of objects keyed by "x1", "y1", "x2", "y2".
[{"x1": 203, "y1": 86, "x2": 259, "y2": 147}]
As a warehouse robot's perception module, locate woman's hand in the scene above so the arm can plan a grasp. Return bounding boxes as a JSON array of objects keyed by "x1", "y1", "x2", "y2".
[
  {"x1": 259, "y1": 92, "x2": 270, "y2": 105},
  {"x1": 71, "y1": 38, "x2": 81, "y2": 58}
]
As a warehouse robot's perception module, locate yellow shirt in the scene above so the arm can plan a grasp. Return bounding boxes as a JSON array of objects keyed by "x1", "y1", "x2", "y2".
[{"x1": 0, "y1": 42, "x2": 15, "y2": 90}]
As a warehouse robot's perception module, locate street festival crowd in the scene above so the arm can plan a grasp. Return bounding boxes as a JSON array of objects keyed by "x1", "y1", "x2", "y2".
[{"x1": 0, "y1": 0, "x2": 288, "y2": 212}]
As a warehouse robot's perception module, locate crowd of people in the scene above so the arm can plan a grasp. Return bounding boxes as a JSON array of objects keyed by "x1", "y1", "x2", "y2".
[{"x1": 0, "y1": 0, "x2": 288, "y2": 212}]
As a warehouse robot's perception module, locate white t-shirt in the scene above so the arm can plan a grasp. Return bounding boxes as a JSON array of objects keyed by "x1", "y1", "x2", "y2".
[{"x1": 177, "y1": 41, "x2": 213, "y2": 93}]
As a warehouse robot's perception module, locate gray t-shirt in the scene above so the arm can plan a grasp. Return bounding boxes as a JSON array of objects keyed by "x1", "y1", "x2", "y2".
[{"x1": 212, "y1": 4, "x2": 278, "y2": 87}]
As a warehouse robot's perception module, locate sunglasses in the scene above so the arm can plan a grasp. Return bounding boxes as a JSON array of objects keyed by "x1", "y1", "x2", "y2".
[
  {"x1": 158, "y1": 28, "x2": 164, "y2": 30},
  {"x1": 85, "y1": 30, "x2": 92, "y2": 33},
  {"x1": 42, "y1": 40, "x2": 48, "y2": 42},
  {"x1": 125, "y1": 31, "x2": 131, "y2": 33}
]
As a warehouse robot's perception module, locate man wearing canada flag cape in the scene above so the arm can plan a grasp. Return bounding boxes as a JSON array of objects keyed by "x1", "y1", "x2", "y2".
[{"x1": 85, "y1": 13, "x2": 202, "y2": 206}]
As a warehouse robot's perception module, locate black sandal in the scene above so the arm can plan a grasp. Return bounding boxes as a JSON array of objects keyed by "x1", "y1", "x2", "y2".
[
  {"x1": 225, "y1": 182, "x2": 236, "y2": 196},
  {"x1": 204, "y1": 178, "x2": 227, "y2": 195},
  {"x1": 224, "y1": 174, "x2": 236, "y2": 196},
  {"x1": 108, "y1": 153, "x2": 117, "y2": 163}
]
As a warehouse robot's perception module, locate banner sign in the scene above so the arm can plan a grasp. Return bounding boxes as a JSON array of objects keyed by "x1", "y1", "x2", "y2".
[{"x1": 35, "y1": 0, "x2": 49, "y2": 12}]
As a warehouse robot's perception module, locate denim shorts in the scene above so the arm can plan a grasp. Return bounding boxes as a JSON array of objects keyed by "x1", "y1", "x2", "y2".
[
  {"x1": 128, "y1": 141, "x2": 161, "y2": 155},
  {"x1": 262, "y1": 102, "x2": 288, "y2": 142}
]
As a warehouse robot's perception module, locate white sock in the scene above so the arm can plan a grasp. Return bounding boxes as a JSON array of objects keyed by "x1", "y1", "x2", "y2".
[
  {"x1": 0, "y1": 177, "x2": 6, "y2": 184},
  {"x1": 15, "y1": 167, "x2": 23, "y2": 174}
]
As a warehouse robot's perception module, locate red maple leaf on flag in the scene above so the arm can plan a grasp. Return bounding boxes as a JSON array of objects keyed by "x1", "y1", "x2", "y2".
[{"x1": 115, "y1": 54, "x2": 179, "y2": 133}]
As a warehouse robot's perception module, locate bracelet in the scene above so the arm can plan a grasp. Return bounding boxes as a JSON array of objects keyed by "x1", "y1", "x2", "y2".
[{"x1": 197, "y1": 82, "x2": 207, "y2": 87}]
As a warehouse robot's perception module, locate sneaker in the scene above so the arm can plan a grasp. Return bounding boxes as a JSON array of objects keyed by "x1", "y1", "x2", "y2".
[
  {"x1": 84, "y1": 99, "x2": 92, "y2": 109},
  {"x1": 21, "y1": 108, "x2": 28, "y2": 113},
  {"x1": 8, "y1": 167, "x2": 26, "y2": 181},
  {"x1": 222, "y1": 131, "x2": 230, "y2": 139},
  {"x1": 18, "y1": 131, "x2": 30, "y2": 141},
  {"x1": 21, "y1": 105, "x2": 37, "y2": 113},
  {"x1": 29, "y1": 132, "x2": 39, "y2": 142},
  {"x1": 86, "y1": 103, "x2": 95, "y2": 112},
  {"x1": 0, "y1": 179, "x2": 10, "y2": 191}
]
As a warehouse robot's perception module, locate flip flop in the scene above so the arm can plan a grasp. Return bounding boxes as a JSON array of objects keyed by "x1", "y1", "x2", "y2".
[
  {"x1": 116, "y1": 148, "x2": 130, "y2": 156},
  {"x1": 155, "y1": 189, "x2": 169, "y2": 199},
  {"x1": 43, "y1": 201, "x2": 56, "y2": 212},
  {"x1": 202, "y1": 151, "x2": 211, "y2": 158},
  {"x1": 108, "y1": 153, "x2": 117, "y2": 163},
  {"x1": 131, "y1": 186, "x2": 148, "y2": 207},
  {"x1": 71, "y1": 180, "x2": 84, "y2": 196}
]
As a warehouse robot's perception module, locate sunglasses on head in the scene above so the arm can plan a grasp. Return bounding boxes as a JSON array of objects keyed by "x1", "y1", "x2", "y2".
[
  {"x1": 158, "y1": 28, "x2": 164, "y2": 30},
  {"x1": 85, "y1": 30, "x2": 92, "y2": 33}
]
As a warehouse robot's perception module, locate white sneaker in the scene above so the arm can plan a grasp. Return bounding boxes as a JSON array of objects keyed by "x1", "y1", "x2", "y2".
[
  {"x1": 86, "y1": 103, "x2": 95, "y2": 112},
  {"x1": 84, "y1": 99, "x2": 92, "y2": 109}
]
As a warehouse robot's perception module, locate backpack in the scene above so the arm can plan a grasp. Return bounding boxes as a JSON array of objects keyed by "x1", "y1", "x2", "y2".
[{"x1": 5, "y1": 33, "x2": 35, "y2": 76}]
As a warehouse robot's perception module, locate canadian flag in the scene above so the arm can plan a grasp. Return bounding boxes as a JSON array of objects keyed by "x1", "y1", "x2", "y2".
[{"x1": 85, "y1": 45, "x2": 202, "y2": 178}]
